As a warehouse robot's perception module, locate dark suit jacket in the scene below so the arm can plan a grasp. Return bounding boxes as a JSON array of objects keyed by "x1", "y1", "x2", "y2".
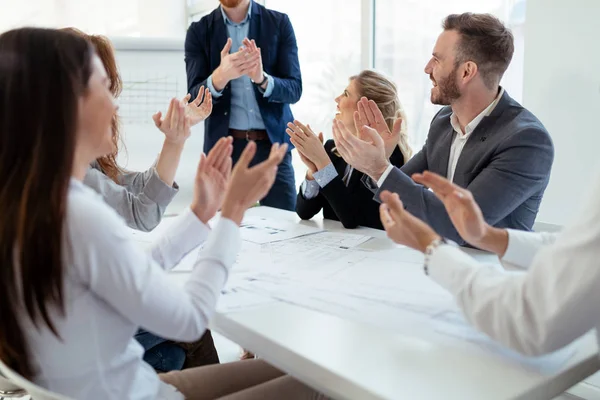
[
  {"x1": 297, "y1": 140, "x2": 405, "y2": 230},
  {"x1": 371, "y1": 90, "x2": 554, "y2": 244},
  {"x1": 184, "y1": 1, "x2": 302, "y2": 153}
]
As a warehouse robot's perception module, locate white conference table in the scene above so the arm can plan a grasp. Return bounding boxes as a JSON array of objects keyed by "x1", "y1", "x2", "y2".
[{"x1": 178, "y1": 206, "x2": 600, "y2": 400}]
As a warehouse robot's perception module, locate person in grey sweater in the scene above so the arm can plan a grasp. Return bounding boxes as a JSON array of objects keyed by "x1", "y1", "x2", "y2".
[{"x1": 61, "y1": 29, "x2": 212, "y2": 233}]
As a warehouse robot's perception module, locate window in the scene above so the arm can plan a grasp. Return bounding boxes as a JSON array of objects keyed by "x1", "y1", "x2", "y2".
[
  {"x1": 1, "y1": 0, "x2": 187, "y2": 37},
  {"x1": 263, "y1": 0, "x2": 363, "y2": 187},
  {"x1": 374, "y1": 0, "x2": 526, "y2": 149}
]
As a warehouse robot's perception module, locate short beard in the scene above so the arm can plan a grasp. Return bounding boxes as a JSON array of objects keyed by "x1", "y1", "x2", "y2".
[
  {"x1": 431, "y1": 65, "x2": 461, "y2": 106},
  {"x1": 219, "y1": 0, "x2": 244, "y2": 8}
]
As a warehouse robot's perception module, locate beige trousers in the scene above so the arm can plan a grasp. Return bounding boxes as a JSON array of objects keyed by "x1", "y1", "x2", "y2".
[{"x1": 160, "y1": 359, "x2": 327, "y2": 400}]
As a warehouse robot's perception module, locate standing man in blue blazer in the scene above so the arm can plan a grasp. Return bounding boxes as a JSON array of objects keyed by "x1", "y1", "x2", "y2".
[{"x1": 185, "y1": 0, "x2": 302, "y2": 211}]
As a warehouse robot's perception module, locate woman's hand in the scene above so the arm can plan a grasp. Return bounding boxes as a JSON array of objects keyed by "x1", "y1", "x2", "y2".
[
  {"x1": 379, "y1": 191, "x2": 440, "y2": 252},
  {"x1": 221, "y1": 142, "x2": 288, "y2": 225},
  {"x1": 152, "y1": 98, "x2": 191, "y2": 146},
  {"x1": 182, "y1": 86, "x2": 213, "y2": 126},
  {"x1": 286, "y1": 121, "x2": 329, "y2": 171},
  {"x1": 191, "y1": 137, "x2": 233, "y2": 224},
  {"x1": 412, "y1": 171, "x2": 508, "y2": 255}
]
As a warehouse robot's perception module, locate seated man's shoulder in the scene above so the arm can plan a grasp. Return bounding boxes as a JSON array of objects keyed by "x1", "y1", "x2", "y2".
[{"x1": 499, "y1": 102, "x2": 552, "y2": 144}]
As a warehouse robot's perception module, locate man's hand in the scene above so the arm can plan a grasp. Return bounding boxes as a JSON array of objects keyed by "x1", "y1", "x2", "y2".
[
  {"x1": 242, "y1": 38, "x2": 265, "y2": 86},
  {"x1": 212, "y1": 38, "x2": 260, "y2": 91},
  {"x1": 356, "y1": 97, "x2": 403, "y2": 158},
  {"x1": 332, "y1": 117, "x2": 390, "y2": 181},
  {"x1": 379, "y1": 191, "x2": 440, "y2": 253}
]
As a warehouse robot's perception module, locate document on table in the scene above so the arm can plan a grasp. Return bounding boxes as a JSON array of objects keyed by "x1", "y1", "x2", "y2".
[
  {"x1": 239, "y1": 216, "x2": 324, "y2": 244},
  {"x1": 218, "y1": 250, "x2": 578, "y2": 373}
]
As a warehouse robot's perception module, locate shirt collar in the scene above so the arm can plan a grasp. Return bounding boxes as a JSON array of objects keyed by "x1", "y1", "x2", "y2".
[
  {"x1": 220, "y1": 1, "x2": 252, "y2": 26},
  {"x1": 450, "y1": 87, "x2": 505, "y2": 137}
]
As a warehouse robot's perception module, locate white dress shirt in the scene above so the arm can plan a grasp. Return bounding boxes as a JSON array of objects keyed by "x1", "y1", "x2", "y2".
[
  {"x1": 376, "y1": 88, "x2": 505, "y2": 187},
  {"x1": 427, "y1": 171, "x2": 600, "y2": 356},
  {"x1": 22, "y1": 180, "x2": 240, "y2": 400}
]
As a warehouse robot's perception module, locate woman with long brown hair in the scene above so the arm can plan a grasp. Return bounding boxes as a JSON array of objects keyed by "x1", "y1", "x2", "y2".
[
  {"x1": 0, "y1": 27, "x2": 324, "y2": 400},
  {"x1": 61, "y1": 28, "x2": 218, "y2": 373},
  {"x1": 62, "y1": 28, "x2": 213, "y2": 233}
]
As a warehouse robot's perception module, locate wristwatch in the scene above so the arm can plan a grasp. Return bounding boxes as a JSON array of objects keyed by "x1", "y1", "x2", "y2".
[
  {"x1": 252, "y1": 74, "x2": 268, "y2": 86},
  {"x1": 424, "y1": 237, "x2": 457, "y2": 275}
]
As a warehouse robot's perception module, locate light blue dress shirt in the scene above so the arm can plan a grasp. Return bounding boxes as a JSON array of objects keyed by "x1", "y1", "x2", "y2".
[
  {"x1": 301, "y1": 163, "x2": 354, "y2": 199},
  {"x1": 206, "y1": 2, "x2": 275, "y2": 130}
]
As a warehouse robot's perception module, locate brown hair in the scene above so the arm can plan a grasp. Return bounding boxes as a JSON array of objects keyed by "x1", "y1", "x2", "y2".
[
  {"x1": 350, "y1": 70, "x2": 412, "y2": 160},
  {"x1": 443, "y1": 13, "x2": 514, "y2": 89},
  {"x1": 61, "y1": 28, "x2": 124, "y2": 182},
  {"x1": 0, "y1": 27, "x2": 94, "y2": 378}
]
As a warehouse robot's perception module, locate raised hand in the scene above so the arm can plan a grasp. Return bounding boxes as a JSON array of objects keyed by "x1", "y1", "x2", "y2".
[
  {"x1": 221, "y1": 142, "x2": 288, "y2": 225},
  {"x1": 191, "y1": 137, "x2": 233, "y2": 224},
  {"x1": 286, "y1": 120, "x2": 328, "y2": 176},
  {"x1": 182, "y1": 86, "x2": 213, "y2": 126},
  {"x1": 212, "y1": 38, "x2": 260, "y2": 91},
  {"x1": 332, "y1": 118, "x2": 389, "y2": 181},
  {"x1": 411, "y1": 171, "x2": 508, "y2": 254},
  {"x1": 242, "y1": 38, "x2": 265, "y2": 85},
  {"x1": 356, "y1": 97, "x2": 403, "y2": 158},
  {"x1": 152, "y1": 98, "x2": 190, "y2": 146},
  {"x1": 379, "y1": 191, "x2": 440, "y2": 252}
]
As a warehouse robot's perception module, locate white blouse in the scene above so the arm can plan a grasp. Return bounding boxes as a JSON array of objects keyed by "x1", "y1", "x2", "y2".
[
  {"x1": 428, "y1": 172, "x2": 600, "y2": 356},
  {"x1": 22, "y1": 180, "x2": 240, "y2": 399}
]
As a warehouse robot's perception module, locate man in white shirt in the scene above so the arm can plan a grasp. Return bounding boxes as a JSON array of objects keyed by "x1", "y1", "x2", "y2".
[
  {"x1": 332, "y1": 13, "x2": 554, "y2": 245},
  {"x1": 378, "y1": 169, "x2": 600, "y2": 358}
]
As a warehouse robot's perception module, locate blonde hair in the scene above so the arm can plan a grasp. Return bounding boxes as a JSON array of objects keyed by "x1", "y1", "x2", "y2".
[{"x1": 350, "y1": 70, "x2": 413, "y2": 160}]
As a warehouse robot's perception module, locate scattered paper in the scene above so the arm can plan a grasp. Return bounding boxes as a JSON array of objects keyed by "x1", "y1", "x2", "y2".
[{"x1": 240, "y1": 216, "x2": 323, "y2": 244}]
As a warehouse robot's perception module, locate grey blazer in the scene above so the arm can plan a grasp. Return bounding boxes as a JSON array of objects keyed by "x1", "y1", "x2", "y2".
[
  {"x1": 371, "y1": 91, "x2": 554, "y2": 245},
  {"x1": 83, "y1": 162, "x2": 178, "y2": 232}
]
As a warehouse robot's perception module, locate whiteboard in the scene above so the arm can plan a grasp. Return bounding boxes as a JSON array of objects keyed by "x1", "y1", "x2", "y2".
[{"x1": 111, "y1": 37, "x2": 204, "y2": 213}]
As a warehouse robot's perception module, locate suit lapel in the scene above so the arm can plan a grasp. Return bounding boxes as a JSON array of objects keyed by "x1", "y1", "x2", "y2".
[
  {"x1": 452, "y1": 90, "x2": 511, "y2": 182},
  {"x1": 212, "y1": 8, "x2": 229, "y2": 62},
  {"x1": 346, "y1": 166, "x2": 363, "y2": 188},
  {"x1": 248, "y1": 1, "x2": 262, "y2": 47},
  {"x1": 433, "y1": 127, "x2": 455, "y2": 178}
]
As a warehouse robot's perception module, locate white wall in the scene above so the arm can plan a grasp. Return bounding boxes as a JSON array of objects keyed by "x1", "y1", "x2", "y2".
[
  {"x1": 112, "y1": 38, "x2": 203, "y2": 214},
  {"x1": 523, "y1": 0, "x2": 600, "y2": 226}
]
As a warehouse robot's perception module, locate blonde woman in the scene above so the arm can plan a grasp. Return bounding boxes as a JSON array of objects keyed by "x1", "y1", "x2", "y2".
[{"x1": 289, "y1": 70, "x2": 411, "y2": 229}]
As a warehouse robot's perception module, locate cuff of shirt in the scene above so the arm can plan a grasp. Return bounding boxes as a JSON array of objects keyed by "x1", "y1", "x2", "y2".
[
  {"x1": 174, "y1": 207, "x2": 212, "y2": 246},
  {"x1": 376, "y1": 164, "x2": 395, "y2": 188},
  {"x1": 301, "y1": 179, "x2": 320, "y2": 199},
  {"x1": 258, "y1": 72, "x2": 275, "y2": 97},
  {"x1": 151, "y1": 207, "x2": 212, "y2": 270},
  {"x1": 501, "y1": 229, "x2": 538, "y2": 270},
  {"x1": 198, "y1": 217, "x2": 241, "y2": 270},
  {"x1": 428, "y1": 244, "x2": 481, "y2": 295},
  {"x1": 207, "y1": 75, "x2": 224, "y2": 98},
  {"x1": 313, "y1": 163, "x2": 338, "y2": 188},
  {"x1": 144, "y1": 168, "x2": 179, "y2": 206}
]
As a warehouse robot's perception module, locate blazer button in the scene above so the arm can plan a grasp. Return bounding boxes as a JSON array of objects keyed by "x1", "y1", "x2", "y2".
[{"x1": 224, "y1": 111, "x2": 228, "y2": 116}]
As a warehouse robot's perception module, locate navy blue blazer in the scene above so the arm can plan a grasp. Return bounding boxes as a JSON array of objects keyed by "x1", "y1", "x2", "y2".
[{"x1": 185, "y1": 2, "x2": 302, "y2": 153}]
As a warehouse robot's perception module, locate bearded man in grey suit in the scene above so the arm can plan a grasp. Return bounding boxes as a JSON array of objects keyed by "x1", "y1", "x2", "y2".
[{"x1": 332, "y1": 12, "x2": 554, "y2": 245}]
